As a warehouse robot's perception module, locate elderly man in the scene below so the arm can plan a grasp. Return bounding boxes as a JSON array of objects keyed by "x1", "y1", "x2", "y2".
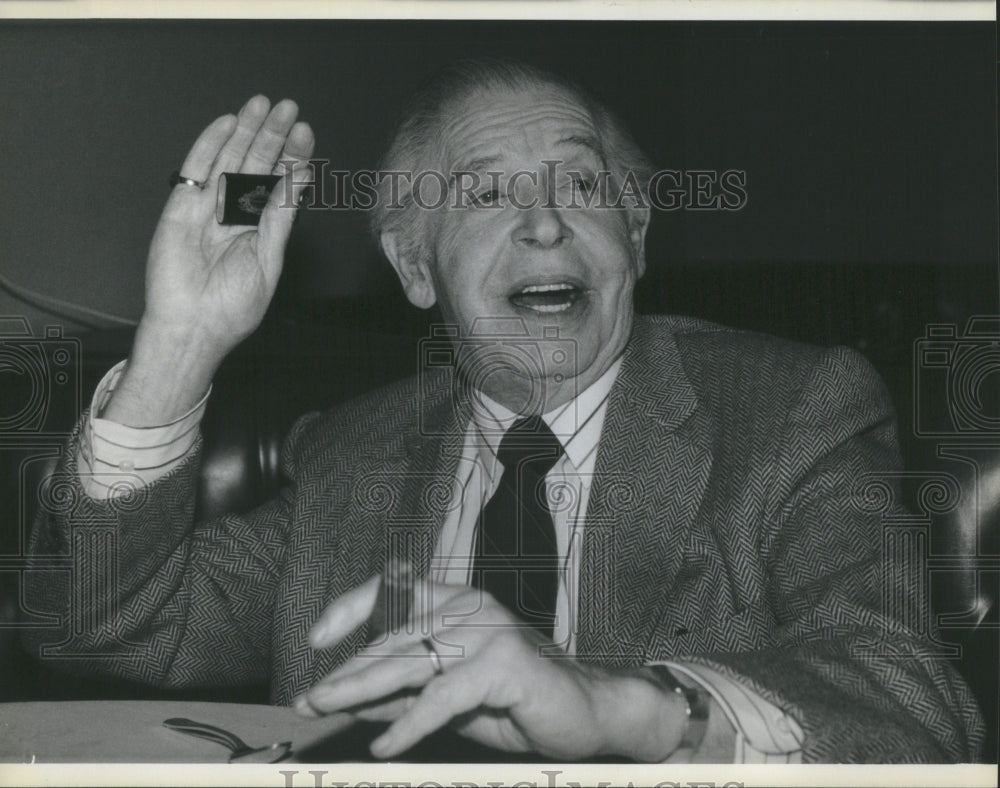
[{"x1": 24, "y1": 60, "x2": 983, "y2": 763}]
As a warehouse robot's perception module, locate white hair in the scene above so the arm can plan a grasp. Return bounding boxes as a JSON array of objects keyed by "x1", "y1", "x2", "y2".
[{"x1": 370, "y1": 58, "x2": 655, "y2": 268}]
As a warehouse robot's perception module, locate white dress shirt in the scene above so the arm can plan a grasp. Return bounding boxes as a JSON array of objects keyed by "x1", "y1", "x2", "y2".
[{"x1": 78, "y1": 358, "x2": 804, "y2": 762}]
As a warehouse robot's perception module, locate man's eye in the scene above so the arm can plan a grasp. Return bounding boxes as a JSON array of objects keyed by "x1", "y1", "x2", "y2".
[
  {"x1": 472, "y1": 189, "x2": 501, "y2": 207},
  {"x1": 557, "y1": 174, "x2": 595, "y2": 194}
]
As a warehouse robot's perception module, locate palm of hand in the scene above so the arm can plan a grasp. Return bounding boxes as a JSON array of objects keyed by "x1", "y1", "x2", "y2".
[
  {"x1": 140, "y1": 96, "x2": 313, "y2": 355},
  {"x1": 149, "y1": 198, "x2": 259, "y2": 331}
]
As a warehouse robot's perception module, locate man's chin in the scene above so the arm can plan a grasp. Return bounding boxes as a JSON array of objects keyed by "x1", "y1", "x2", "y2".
[
  {"x1": 462, "y1": 351, "x2": 602, "y2": 412},
  {"x1": 468, "y1": 370, "x2": 573, "y2": 415}
]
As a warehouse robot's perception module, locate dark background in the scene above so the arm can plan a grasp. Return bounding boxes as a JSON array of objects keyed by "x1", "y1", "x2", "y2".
[
  {"x1": 0, "y1": 19, "x2": 997, "y2": 760},
  {"x1": 0, "y1": 20, "x2": 996, "y2": 329}
]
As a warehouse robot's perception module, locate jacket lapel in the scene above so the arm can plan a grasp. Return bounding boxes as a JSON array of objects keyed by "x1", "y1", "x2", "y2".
[
  {"x1": 308, "y1": 373, "x2": 466, "y2": 686},
  {"x1": 576, "y1": 318, "x2": 714, "y2": 665},
  {"x1": 396, "y1": 396, "x2": 467, "y2": 578}
]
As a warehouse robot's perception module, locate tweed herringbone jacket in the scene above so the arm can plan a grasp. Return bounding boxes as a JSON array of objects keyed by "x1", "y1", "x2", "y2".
[{"x1": 24, "y1": 315, "x2": 984, "y2": 762}]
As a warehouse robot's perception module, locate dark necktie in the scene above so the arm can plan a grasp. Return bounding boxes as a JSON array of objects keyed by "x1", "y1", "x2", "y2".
[{"x1": 472, "y1": 415, "x2": 563, "y2": 638}]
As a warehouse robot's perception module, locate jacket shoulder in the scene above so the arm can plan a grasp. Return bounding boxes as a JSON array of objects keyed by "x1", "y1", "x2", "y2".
[
  {"x1": 278, "y1": 371, "x2": 445, "y2": 475},
  {"x1": 633, "y1": 313, "x2": 893, "y2": 422},
  {"x1": 637, "y1": 313, "x2": 826, "y2": 365}
]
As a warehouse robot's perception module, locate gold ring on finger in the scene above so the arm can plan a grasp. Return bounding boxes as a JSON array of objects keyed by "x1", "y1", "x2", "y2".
[
  {"x1": 420, "y1": 637, "x2": 443, "y2": 676},
  {"x1": 169, "y1": 170, "x2": 206, "y2": 189}
]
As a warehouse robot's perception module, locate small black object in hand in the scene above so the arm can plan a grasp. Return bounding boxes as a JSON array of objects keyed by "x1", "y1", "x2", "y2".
[{"x1": 216, "y1": 172, "x2": 282, "y2": 226}]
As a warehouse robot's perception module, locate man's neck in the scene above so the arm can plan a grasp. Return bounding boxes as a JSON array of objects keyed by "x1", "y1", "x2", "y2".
[
  {"x1": 473, "y1": 359, "x2": 624, "y2": 419},
  {"x1": 470, "y1": 355, "x2": 624, "y2": 450}
]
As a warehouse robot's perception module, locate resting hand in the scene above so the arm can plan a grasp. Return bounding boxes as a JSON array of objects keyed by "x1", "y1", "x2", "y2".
[
  {"x1": 295, "y1": 578, "x2": 689, "y2": 762},
  {"x1": 105, "y1": 96, "x2": 314, "y2": 425}
]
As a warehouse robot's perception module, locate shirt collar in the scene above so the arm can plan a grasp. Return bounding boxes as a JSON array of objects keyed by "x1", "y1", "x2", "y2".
[{"x1": 469, "y1": 356, "x2": 624, "y2": 473}]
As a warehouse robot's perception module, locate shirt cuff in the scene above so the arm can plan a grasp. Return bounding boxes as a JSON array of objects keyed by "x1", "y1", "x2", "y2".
[
  {"x1": 78, "y1": 360, "x2": 210, "y2": 499},
  {"x1": 655, "y1": 660, "x2": 804, "y2": 763}
]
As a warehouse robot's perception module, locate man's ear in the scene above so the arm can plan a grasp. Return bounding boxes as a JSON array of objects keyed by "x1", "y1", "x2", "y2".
[
  {"x1": 381, "y1": 231, "x2": 437, "y2": 309},
  {"x1": 628, "y1": 204, "x2": 651, "y2": 279}
]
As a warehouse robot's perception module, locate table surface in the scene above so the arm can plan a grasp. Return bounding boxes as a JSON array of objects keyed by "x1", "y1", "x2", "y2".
[{"x1": 0, "y1": 700, "x2": 356, "y2": 763}]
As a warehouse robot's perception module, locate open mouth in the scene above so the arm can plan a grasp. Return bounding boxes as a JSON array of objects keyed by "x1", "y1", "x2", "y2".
[{"x1": 508, "y1": 282, "x2": 584, "y2": 314}]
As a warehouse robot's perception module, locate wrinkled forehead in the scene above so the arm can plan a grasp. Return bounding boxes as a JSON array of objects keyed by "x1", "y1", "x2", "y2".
[{"x1": 436, "y1": 82, "x2": 604, "y2": 173}]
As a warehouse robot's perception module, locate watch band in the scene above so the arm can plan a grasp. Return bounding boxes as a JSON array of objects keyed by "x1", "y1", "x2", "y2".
[{"x1": 649, "y1": 665, "x2": 711, "y2": 753}]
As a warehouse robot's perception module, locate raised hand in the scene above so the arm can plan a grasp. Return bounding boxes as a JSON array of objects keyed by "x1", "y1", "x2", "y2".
[{"x1": 104, "y1": 96, "x2": 315, "y2": 426}]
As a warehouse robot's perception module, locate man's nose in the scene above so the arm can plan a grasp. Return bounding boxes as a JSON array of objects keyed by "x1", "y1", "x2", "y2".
[{"x1": 511, "y1": 203, "x2": 573, "y2": 249}]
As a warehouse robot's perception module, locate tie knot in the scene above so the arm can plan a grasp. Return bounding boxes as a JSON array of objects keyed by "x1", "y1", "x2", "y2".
[{"x1": 496, "y1": 415, "x2": 563, "y2": 473}]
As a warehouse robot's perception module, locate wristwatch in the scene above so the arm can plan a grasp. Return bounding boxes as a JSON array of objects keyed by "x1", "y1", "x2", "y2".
[{"x1": 648, "y1": 665, "x2": 711, "y2": 754}]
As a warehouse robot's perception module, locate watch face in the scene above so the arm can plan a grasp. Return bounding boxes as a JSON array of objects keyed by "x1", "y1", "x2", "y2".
[{"x1": 648, "y1": 665, "x2": 711, "y2": 752}]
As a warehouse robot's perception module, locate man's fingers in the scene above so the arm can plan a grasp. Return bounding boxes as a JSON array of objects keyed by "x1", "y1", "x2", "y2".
[
  {"x1": 254, "y1": 123, "x2": 316, "y2": 272},
  {"x1": 208, "y1": 94, "x2": 270, "y2": 179},
  {"x1": 175, "y1": 113, "x2": 239, "y2": 187},
  {"x1": 371, "y1": 667, "x2": 484, "y2": 758},
  {"x1": 309, "y1": 574, "x2": 380, "y2": 649},
  {"x1": 254, "y1": 160, "x2": 311, "y2": 282},
  {"x1": 160, "y1": 113, "x2": 237, "y2": 224},
  {"x1": 301, "y1": 643, "x2": 435, "y2": 714},
  {"x1": 350, "y1": 692, "x2": 417, "y2": 723},
  {"x1": 266, "y1": 124, "x2": 316, "y2": 220},
  {"x1": 276, "y1": 120, "x2": 316, "y2": 166},
  {"x1": 242, "y1": 99, "x2": 300, "y2": 174}
]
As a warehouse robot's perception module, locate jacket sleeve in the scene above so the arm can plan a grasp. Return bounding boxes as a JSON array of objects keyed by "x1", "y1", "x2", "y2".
[
  {"x1": 685, "y1": 346, "x2": 985, "y2": 762},
  {"x1": 20, "y1": 412, "x2": 316, "y2": 690}
]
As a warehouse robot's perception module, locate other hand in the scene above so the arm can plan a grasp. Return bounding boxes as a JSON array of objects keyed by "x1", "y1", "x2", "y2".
[{"x1": 295, "y1": 577, "x2": 688, "y2": 762}]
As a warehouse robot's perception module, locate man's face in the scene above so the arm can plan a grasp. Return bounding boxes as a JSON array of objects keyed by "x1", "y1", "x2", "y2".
[{"x1": 386, "y1": 83, "x2": 649, "y2": 413}]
